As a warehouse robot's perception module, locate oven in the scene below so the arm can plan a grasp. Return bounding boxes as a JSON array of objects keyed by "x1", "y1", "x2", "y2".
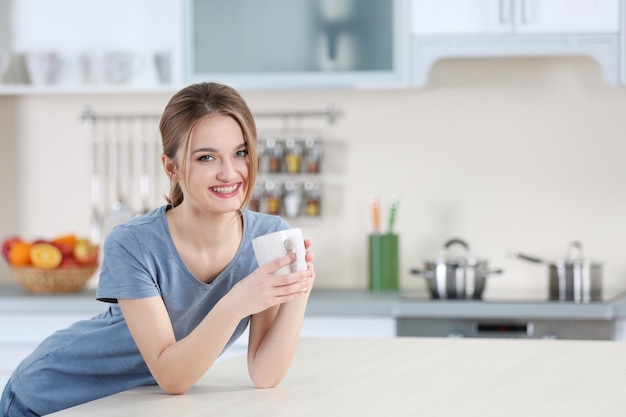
[{"x1": 396, "y1": 317, "x2": 615, "y2": 340}]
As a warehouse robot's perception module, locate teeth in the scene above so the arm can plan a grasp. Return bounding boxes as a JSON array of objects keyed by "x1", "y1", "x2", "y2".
[{"x1": 212, "y1": 184, "x2": 238, "y2": 194}]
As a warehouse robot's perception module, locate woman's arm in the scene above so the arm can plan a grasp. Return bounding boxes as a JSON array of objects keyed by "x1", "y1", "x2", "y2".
[
  {"x1": 246, "y1": 240, "x2": 316, "y2": 388},
  {"x1": 119, "y1": 250, "x2": 313, "y2": 395}
]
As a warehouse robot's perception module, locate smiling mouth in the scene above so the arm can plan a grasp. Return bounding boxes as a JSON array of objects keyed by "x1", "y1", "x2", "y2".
[{"x1": 211, "y1": 183, "x2": 240, "y2": 195}]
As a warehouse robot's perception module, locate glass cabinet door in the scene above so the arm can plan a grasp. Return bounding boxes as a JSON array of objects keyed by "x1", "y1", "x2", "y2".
[{"x1": 184, "y1": 0, "x2": 407, "y2": 89}]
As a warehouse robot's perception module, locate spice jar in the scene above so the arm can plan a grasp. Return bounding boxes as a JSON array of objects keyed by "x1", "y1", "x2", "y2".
[
  {"x1": 304, "y1": 138, "x2": 322, "y2": 174},
  {"x1": 284, "y1": 138, "x2": 302, "y2": 174},
  {"x1": 283, "y1": 181, "x2": 303, "y2": 218},
  {"x1": 248, "y1": 182, "x2": 263, "y2": 212},
  {"x1": 304, "y1": 181, "x2": 321, "y2": 217},
  {"x1": 264, "y1": 138, "x2": 283, "y2": 173},
  {"x1": 264, "y1": 180, "x2": 282, "y2": 215}
]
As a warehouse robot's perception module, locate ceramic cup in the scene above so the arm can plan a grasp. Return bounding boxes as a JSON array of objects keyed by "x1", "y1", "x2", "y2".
[
  {"x1": 0, "y1": 50, "x2": 9, "y2": 83},
  {"x1": 84, "y1": 50, "x2": 141, "y2": 84},
  {"x1": 153, "y1": 51, "x2": 171, "y2": 84},
  {"x1": 25, "y1": 51, "x2": 64, "y2": 85},
  {"x1": 252, "y1": 228, "x2": 306, "y2": 275}
]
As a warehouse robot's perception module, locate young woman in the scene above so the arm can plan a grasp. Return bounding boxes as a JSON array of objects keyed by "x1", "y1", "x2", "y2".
[{"x1": 0, "y1": 82, "x2": 316, "y2": 417}]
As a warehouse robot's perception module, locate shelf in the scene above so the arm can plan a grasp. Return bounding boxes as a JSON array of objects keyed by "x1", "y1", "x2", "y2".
[{"x1": 0, "y1": 84, "x2": 181, "y2": 96}]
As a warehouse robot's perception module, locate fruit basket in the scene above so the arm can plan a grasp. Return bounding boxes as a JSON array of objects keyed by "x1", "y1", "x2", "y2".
[
  {"x1": 10, "y1": 265, "x2": 98, "y2": 294},
  {"x1": 3, "y1": 233, "x2": 100, "y2": 294}
]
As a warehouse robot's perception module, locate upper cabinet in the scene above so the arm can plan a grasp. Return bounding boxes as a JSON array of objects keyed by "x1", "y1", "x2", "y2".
[
  {"x1": 0, "y1": 0, "x2": 183, "y2": 94},
  {"x1": 183, "y1": 0, "x2": 408, "y2": 90},
  {"x1": 0, "y1": 0, "x2": 624, "y2": 93},
  {"x1": 410, "y1": 0, "x2": 619, "y2": 36},
  {"x1": 409, "y1": 0, "x2": 621, "y2": 87}
]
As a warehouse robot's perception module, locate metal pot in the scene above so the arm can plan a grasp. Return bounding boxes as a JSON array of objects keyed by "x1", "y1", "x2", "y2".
[
  {"x1": 509, "y1": 241, "x2": 602, "y2": 303},
  {"x1": 410, "y1": 238, "x2": 503, "y2": 300}
]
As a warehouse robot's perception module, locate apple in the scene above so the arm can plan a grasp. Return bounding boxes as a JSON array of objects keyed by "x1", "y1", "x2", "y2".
[
  {"x1": 2, "y1": 236, "x2": 22, "y2": 261},
  {"x1": 73, "y1": 239, "x2": 99, "y2": 266},
  {"x1": 60, "y1": 256, "x2": 80, "y2": 268}
]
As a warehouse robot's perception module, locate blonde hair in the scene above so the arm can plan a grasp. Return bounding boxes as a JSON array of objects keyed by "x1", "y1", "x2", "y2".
[{"x1": 159, "y1": 82, "x2": 258, "y2": 208}]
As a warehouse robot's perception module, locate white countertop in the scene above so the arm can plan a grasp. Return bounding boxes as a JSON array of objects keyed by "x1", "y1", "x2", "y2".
[{"x1": 49, "y1": 337, "x2": 626, "y2": 416}]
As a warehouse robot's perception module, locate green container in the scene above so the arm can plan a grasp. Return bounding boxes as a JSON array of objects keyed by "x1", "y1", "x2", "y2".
[{"x1": 368, "y1": 233, "x2": 399, "y2": 292}]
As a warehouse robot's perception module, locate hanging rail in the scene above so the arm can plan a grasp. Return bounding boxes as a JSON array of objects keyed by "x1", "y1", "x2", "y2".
[{"x1": 80, "y1": 104, "x2": 339, "y2": 128}]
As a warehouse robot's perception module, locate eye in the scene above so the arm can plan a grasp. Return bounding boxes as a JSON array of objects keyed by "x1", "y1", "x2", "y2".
[
  {"x1": 235, "y1": 149, "x2": 249, "y2": 158},
  {"x1": 198, "y1": 154, "x2": 215, "y2": 162}
]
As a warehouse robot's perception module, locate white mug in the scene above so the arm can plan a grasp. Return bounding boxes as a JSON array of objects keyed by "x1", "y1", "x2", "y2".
[
  {"x1": 252, "y1": 228, "x2": 307, "y2": 275},
  {"x1": 26, "y1": 51, "x2": 64, "y2": 85},
  {"x1": 84, "y1": 50, "x2": 141, "y2": 84},
  {"x1": 153, "y1": 51, "x2": 171, "y2": 84}
]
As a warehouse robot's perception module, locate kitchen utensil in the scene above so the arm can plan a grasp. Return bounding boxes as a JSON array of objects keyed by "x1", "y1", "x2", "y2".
[
  {"x1": 387, "y1": 195, "x2": 399, "y2": 233},
  {"x1": 104, "y1": 120, "x2": 133, "y2": 235},
  {"x1": 137, "y1": 118, "x2": 152, "y2": 215},
  {"x1": 89, "y1": 138, "x2": 101, "y2": 243},
  {"x1": 370, "y1": 195, "x2": 380, "y2": 233},
  {"x1": 410, "y1": 238, "x2": 503, "y2": 299},
  {"x1": 509, "y1": 241, "x2": 602, "y2": 303}
]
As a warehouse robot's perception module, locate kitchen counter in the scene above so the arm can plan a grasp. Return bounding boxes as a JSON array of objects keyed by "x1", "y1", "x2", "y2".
[
  {"x1": 2, "y1": 286, "x2": 626, "y2": 321},
  {"x1": 48, "y1": 337, "x2": 626, "y2": 416}
]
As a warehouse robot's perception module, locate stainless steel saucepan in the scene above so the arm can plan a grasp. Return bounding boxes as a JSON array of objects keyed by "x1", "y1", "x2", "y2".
[
  {"x1": 410, "y1": 238, "x2": 503, "y2": 300},
  {"x1": 509, "y1": 241, "x2": 602, "y2": 303}
]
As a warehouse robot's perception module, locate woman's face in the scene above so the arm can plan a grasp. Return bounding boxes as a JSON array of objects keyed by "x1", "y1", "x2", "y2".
[{"x1": 179, "y1": 114, "x2": 249, "y2": 214}]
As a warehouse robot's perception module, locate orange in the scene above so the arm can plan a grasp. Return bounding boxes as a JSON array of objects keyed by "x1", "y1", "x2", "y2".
[
  {"x1": 30, "y1": 243, "x2": 62, "y2": 269},
  {"x1": 51, "y1": 233, "x2": 77, "y2": 248},
  {"x1": 51, "y1": 233, "x2": 78, "y2": 258},
  {"x1": 8, "y1": 241, "x2": 32, "y2": 266}
]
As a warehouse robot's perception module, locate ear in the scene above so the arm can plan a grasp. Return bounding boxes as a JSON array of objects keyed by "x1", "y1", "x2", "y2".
[{"x1": 161, "y1": 155, "x2": 178, "y2": 182}]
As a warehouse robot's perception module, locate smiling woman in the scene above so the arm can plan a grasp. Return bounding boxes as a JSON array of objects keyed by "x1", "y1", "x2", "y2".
[
  {"x1": 0, "y1": 82, "x2": 316, "y2": 416},
  {"x1": 179, "y1": 115, "x2": 251, "y2": 213}
]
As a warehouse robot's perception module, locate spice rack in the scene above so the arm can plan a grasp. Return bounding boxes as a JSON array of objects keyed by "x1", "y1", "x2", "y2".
[{"x1": 250, "y1": 106, "x2": 337, "y2": 219}]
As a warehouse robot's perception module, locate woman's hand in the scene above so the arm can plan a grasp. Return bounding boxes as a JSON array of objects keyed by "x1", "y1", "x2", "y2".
[{"x1": 228, "y1": 240, "x2": 315, "y2": 319}]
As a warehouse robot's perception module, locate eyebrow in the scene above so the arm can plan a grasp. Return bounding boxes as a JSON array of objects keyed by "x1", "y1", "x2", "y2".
[{"x1": 191, "y1": 142, "x2": 247, "y2": 155}]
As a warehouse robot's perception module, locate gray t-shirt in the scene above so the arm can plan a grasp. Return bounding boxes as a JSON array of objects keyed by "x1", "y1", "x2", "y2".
[{"x1": 10, "y1": 206, "x2": 290, "y2": 416}]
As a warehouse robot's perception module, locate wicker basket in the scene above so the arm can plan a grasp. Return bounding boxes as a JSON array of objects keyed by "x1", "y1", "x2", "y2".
[{"x1": 10, "y1": 265, "x2": 98, "y2": 294}]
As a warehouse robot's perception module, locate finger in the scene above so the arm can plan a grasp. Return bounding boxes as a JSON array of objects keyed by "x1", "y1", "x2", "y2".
[
  {"x1": 274, "y1": 269, "x2": 311, "y2": 287},
  {"x1": 276, "y1": 276, "x2": 311, "y2": 296},
  {"x1": 305, "y1": 251, "x2": 315, "y2": 263},
  {"x1": 262, "y1": 253, "x2": 297, "y2": 274},
  {"x1": 304, "y1": 239, "x2": 312, "y2": 250}
]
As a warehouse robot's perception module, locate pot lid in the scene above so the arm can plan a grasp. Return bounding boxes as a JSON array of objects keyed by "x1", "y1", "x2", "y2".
[{"x1": 435, "y1": 238, "x2": 487, "y2": 265}]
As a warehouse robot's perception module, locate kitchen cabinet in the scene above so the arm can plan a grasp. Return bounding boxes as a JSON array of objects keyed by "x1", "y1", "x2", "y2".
[
  {"x1": 0, "y1": 0, "x2": 183, "y2": 94},
  {"x1": 0, "y1": 0, "x2": 407, "y2": 94},
  {"x1": 184, "y1": 0, "x2": 408, "y2": 90},
  {"x1": 409, "y1": 0, "x2": 620, "y2": 87},
  {"x1": 410, "y1": 0, "x2": 619, "y2": 36}
]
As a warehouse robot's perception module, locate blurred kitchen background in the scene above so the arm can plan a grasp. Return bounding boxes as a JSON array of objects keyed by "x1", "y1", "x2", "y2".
[{"x1": 1, "y1": 0, "x2": 625, "y2": 301}]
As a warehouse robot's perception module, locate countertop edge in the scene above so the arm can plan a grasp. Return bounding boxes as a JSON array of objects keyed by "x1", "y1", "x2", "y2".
[{"x1": 1, "y1": 287, "x2": 625, "y2": 320}]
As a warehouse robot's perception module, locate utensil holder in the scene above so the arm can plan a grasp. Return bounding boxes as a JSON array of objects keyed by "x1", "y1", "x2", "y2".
[{"x1": 368, "y1": 233, "x2": 399, "y2": 292}]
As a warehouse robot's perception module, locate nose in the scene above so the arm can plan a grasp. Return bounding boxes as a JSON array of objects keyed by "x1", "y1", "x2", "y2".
[{"x1": 216, "y1": 158, "x2": 236, "y2": 181}]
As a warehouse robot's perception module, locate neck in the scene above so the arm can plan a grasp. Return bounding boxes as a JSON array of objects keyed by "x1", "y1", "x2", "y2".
[{"x1": 167, "y1": 204, "x2": 242, "y2": 248}]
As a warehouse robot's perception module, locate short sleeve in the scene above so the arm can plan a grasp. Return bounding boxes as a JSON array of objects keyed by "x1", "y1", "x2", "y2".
[{"x1": 96, "y1": 225, "x2": 160, "y2": 303}]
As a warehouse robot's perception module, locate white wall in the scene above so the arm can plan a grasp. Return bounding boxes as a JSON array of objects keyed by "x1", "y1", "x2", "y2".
[{"x1": 1, "y1": 57, "x2": 625, "y2": 301}]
